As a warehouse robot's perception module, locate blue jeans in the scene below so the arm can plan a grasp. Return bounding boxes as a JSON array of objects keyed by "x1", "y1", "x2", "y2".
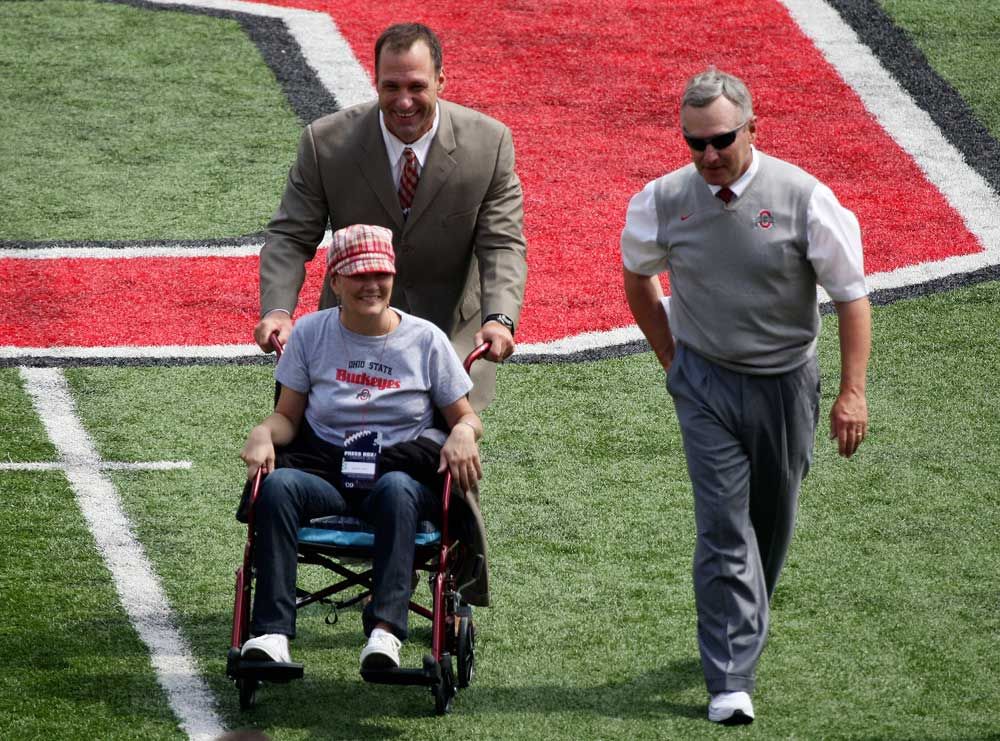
[{"x1": 250, "y1": 468, "x2": 440, "y2": 642}]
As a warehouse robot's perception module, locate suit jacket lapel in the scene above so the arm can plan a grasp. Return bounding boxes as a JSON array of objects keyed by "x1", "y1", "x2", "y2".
[
  {"x1": 355, "y1": 105, "x2": 405, "y2": 230},
  {"x1": 405, "y1": 101, "x2": 457, "y2": 231}
]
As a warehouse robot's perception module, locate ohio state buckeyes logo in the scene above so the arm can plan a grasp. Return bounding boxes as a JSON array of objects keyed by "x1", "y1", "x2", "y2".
[{"x1": 754, "y1": 210, "x2": 774, "y2": 229}]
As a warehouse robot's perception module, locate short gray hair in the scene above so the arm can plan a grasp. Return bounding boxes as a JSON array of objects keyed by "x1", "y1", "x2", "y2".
[{"x1": 681, "y1": 67, "x2": 754, "y2": 122}]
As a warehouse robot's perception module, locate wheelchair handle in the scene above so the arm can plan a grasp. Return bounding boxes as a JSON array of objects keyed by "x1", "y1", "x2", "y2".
[
  {"x1": 464, "y1": 342, "x2": 491, "y2": 372},
  {"x1": 245, "y1": 465, "x2": 266, "y2": 532},
  {"x1": 269, "y1": 330, "x2": 284, "y2": 358}
]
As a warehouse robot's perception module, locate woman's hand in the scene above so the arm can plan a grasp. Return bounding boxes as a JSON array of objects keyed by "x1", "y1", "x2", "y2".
[
  {"x1": 439, "y1": 420, "x2": 483, "y2": 494},
  {"x1": 240, "y1": 425, "x2": 276, "y2": 479},
  {"x1": 240, "y1": 401, "x2": 303, "y2": 479}
]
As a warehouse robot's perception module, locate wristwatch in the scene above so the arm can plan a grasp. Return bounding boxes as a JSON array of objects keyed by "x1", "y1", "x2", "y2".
[{"x1": 483, "y1": 313, "x2": 515, "y2": 336}]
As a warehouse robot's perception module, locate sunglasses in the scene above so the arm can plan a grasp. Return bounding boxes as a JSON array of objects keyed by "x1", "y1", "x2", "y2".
[{"x1": 683, "y1": 121, "x2": 748, "y2": 152}]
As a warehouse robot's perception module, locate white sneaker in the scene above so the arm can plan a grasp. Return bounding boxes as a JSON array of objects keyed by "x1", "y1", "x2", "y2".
[
  {"x1": 241, "y1": 634, "x2": 292, "y2": 663},
  {"x1": 708, "y1": 691, "x2": 755, "y2": 725},
  {"x1": 360, "y1": 628, "x2": 401, "y2": 670}
]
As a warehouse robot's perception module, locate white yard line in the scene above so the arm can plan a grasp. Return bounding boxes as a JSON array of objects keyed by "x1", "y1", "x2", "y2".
[
  {"x1": 0, "y1": 231, "x2": 332, "y2": 260},
  {"x1": 516, "y1": 325, "x2": 647, "y2": 357},
  {"x1": 0, "y1": 344, "x2": 262, "y2": 361},
  {"x1": 0, "y1": 460, "x2": 191, "y2": 471},
  {"x1": 19, "y1": 368, "x2": 225, "y2": 741},
  {"x1": 0, "y1": 244, "x2": 264, "y2": 260}
]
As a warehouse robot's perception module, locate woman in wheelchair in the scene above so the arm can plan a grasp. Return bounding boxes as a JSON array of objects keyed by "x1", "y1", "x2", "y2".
[{"x1": 239, "y1": 224, "x2": 483, "y2": 671}]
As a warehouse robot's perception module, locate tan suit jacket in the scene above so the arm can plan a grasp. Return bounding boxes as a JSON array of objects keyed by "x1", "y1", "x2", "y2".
[{"x1": 260, "y1": 99, "x2": 528, "y2": 411}]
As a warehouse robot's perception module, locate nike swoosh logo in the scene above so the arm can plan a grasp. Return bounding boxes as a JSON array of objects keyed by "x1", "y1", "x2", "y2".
[{"x1": 680, "y1": 213, "x2": 693, "y2": 221}]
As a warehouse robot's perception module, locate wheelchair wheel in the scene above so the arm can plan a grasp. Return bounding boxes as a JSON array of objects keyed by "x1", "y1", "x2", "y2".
[
  {"x1": 432, "y1": 655, "x2": 456, "y2": 715},
  {"x1": 238, "y1": 677, "x2": 259, "y2": 710},
  {"x1": 456, "y1": 614, "x2": 475, "y2": 688}
]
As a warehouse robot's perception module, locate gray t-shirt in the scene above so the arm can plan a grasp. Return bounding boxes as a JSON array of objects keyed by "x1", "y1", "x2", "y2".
[{"x1": 276, "y1": 308, "x2": 473, "y2": 447}]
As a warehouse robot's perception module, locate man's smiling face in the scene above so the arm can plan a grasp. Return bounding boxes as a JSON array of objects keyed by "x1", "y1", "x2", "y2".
[{"x1": 376, "y1": 40, "x2": 444, "y2": 144}]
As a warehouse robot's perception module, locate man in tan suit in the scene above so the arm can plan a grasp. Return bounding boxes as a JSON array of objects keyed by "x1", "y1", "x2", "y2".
[{"x1": 255, "y1": 23, "x2": 527, "y2": 410}]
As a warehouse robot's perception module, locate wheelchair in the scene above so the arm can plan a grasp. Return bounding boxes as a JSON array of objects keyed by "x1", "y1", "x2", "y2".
[{"x1": 226, "y1": 336, "x2": 489, "y2": 715}]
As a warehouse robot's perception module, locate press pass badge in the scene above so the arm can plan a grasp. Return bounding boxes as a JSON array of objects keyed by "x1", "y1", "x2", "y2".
[{"x1": 342, "y1": 430, "x2": 381, "y2": 489}]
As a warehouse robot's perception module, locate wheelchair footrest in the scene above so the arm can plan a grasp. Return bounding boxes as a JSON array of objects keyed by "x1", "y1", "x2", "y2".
[
  {"x1": 361, "y1": 654, "x2": 442, "y2": 687},
  {"x1": 231, "y1": 659, "x2": 305, "y2": 683}
]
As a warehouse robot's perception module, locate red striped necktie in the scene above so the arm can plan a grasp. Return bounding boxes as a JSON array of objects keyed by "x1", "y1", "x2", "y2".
[
  {"x1": 716, "y1": 187, "x2": 735, "y2": 204},
  {"x1": 398, "y1": 147, "x2": 419, "y2": 212}
]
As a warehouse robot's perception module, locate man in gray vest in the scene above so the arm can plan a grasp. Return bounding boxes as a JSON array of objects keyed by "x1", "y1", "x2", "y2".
[{"x1": 621, "y1": 68, "x2": 871, "y2": 725}]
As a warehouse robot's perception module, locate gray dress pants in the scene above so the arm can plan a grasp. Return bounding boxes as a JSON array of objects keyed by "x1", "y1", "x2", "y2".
[{"x1": 667, "y1": 343, "x2": 820, "y2": 694}]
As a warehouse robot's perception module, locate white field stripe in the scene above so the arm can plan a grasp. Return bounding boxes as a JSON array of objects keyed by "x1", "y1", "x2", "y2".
[
  {"x1": 19, "y1": 368, "x2": 225, "y2": 741},
  {"x1": 780, "y1": 0, "x2": 1000, "y2": 293},
  {"x1": 0, "y1": 344, "x2": 262, "y2": 360},
  {"x1": 0, "y1": 460, "x2": 191, "y2": 471},
  {"x1": 0, "y1": 231, "x2": 332, "y2": 260},
  {"x1": 145, "y1": 0, "x2": 375, "y2": 109},
  {"x1": 0, "y1": 244, "x2": 263, "y2": 260},
  {"x1": 517, "y1": 325, "x2": 646, "y2": 357}
]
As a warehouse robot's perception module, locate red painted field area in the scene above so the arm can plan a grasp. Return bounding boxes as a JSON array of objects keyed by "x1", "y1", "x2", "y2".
[{"x1": 5, "y1": 0, "x2": 982, "y2": 347}]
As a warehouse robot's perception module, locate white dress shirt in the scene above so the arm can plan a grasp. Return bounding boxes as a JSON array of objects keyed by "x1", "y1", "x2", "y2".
[{"x1": 379, "y1": 104, "x2": 441, "y2": 197}]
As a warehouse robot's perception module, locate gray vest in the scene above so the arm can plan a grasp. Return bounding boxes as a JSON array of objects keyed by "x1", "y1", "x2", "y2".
[{"x1": 654, "y1": 152, "x2": 819, "y2": 374}]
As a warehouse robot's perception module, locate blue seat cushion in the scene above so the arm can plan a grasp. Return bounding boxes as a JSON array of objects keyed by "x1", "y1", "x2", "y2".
[{"x1": 297, "y1": 515, "x2": 440, "y2": 548}]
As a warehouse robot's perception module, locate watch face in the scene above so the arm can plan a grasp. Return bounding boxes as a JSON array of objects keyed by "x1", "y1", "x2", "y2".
[{"x1": 487, "y1": 314, "x2": 514, "y2": 332}]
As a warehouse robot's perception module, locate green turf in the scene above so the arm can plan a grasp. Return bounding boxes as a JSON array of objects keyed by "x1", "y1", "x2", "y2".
[
  {"x1": 0, "y1": 371, "x2": 185, "y2": 739},
  {"x1": 0, "y1": 370, "x2": 57, "y2": 461},
  {"x1": 879, "y1": 0, "x2": 1000, "y2": 133},
  {"x1": 0, "y1": 0, "x2": 301, "y2": 241},
  {"x1": 40, "y1": 281, "x2": 997, "y2": 739}
]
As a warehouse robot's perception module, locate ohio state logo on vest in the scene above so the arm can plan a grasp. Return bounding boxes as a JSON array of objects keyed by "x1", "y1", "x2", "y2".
[{"x1": 754, "y1": 210, "x2": 774, "y2": 229}]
